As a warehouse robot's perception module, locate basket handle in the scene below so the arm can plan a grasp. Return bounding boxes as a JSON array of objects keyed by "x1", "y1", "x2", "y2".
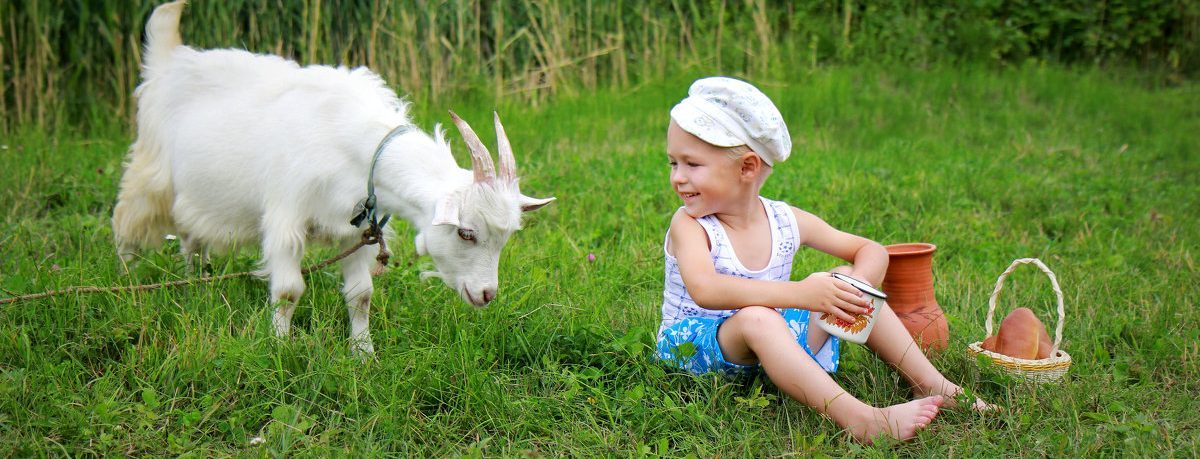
[{"x1": 985, "y1": 258, "x2": 1065, "y2": 352}]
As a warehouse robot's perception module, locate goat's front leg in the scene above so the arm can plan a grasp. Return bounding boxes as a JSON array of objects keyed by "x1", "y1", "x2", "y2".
[
  {"x1": 263, "y1": 228, "x2": 306, "y2": 337},
  {"x1": 341, "y1": 242, "x2": 377, "y2": 356}
]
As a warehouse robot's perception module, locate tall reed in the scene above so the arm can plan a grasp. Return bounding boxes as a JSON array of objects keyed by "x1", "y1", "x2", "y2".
[{"x1": 2, "y1": 0, "x2": 1195, "y2": 133}]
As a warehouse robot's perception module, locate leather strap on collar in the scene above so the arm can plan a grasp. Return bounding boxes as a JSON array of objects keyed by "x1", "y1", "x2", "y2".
[{"x1": 350, "y1": 124, "x2": 414, "y2": 230}]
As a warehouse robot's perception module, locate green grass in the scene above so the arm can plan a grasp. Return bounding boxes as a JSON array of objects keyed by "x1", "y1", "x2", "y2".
[{"x1": 1, "y1": 64, "x2": 1198, "y2": 456}]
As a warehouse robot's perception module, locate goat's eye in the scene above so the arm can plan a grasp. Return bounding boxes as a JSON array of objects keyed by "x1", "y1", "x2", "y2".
[{"x1": 457, "y1": 228, "x2": 477, "y2": 242}]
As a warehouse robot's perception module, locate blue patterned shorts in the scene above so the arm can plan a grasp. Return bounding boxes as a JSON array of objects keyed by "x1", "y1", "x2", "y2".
[{"x1": 656, "y1": 308, "x2": 840, "y2": 376}]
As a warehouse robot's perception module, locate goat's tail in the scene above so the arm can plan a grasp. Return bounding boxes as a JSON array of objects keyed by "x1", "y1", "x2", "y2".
[{"x1": 143, "y1": 0, "x2": 186, "y2": 69}]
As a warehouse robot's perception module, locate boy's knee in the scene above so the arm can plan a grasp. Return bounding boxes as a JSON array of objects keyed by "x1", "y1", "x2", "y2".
[
  {"x1": 732, "y1": 306, "x2": 787, "y2": 329},
  {"x1": 727, "y1": 307, "x2": 791, "y2": 350}
]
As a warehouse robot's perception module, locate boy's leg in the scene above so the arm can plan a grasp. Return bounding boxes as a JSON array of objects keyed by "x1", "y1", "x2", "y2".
[
  {"x1": 864, "y1": 302, "x2": 943, "y2": 387},
  {"x1": 806, "y1": 316, "x2": 831, "y2": 354},
  {"x1": 718, "y1": 306, "x2": 942, "y2": 443},
  {"x1": 824, "y1": 265, "x2": 987, "y2": 408},
  {"x1": 865, "y1": 302, "x2": 990, "y2": 409}
]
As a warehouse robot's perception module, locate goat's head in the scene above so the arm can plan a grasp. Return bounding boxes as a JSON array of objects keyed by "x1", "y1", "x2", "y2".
[{"x1": 415, "y1": 112, "x2": 554, "y2": 307}]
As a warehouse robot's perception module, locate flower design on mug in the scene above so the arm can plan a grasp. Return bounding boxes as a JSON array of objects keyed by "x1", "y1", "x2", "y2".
[{"x1": 821, "y1": 302, "x2": 876, "y2": 334}]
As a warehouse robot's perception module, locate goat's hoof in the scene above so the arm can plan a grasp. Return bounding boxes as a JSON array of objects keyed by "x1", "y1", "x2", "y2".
[{"x1": 350, "y1": 340, "x2": 376, "y2": 360}]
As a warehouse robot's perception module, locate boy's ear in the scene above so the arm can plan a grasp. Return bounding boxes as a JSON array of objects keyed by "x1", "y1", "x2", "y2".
[{"x1": 739, "y1": 152, "x2": 765, "y2": 180}]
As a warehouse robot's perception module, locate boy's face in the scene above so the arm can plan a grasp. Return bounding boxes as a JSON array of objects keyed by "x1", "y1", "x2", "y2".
[{"x1": 666, "y1": 120, "x2": 743, "y2": 218}]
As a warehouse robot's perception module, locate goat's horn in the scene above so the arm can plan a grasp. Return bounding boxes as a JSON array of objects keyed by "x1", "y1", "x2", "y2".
[
  {"x1": 449, "y1": 110, "x2": 495, "y2": 182},
  {"x1": 494, "y1": 112, "x2": 517, "y2": 182}
]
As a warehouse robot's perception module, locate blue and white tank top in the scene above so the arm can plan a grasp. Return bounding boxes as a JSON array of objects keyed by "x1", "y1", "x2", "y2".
[{"x1": 657, "y1": 196, "x2": 801, "y2": 338}]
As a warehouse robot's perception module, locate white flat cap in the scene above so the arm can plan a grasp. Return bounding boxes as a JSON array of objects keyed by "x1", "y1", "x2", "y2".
[{"x1": 670, "y1": 76, "x2": 792, "y2": 165}]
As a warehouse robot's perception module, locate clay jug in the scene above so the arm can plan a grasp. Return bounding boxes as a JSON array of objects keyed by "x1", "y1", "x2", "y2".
[{"x1": 882, "y1": 243, "x2": 949, "y2": 351}]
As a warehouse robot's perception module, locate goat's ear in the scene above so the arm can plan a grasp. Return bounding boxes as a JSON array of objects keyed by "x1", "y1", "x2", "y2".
[
  {"x1": 432, "y1": 195, "x2": 460, "y2": 226},
  {"x1": 519, "y1": 195, "x2": 555, "y2": 212}
]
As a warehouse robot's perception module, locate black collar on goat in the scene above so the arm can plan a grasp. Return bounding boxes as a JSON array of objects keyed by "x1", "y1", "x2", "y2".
[{"x1": 351, "y1": 123, "x2": 416, "y2": 230}]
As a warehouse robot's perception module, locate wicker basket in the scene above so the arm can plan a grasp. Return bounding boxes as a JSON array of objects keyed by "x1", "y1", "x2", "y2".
[{"x1": 967, "y1": 258, "x2": 1072, "y2": 382}]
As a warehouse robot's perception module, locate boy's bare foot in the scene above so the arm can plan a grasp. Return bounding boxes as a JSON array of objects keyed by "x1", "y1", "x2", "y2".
[
  {"x1": 914, "y1": 380, "x2": 997, "y2": 412},
  {"x1": 848, "y1": 396, "x2": 943, "y2": 444}
]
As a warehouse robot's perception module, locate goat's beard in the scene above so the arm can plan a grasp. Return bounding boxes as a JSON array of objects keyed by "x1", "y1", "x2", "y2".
[{"x1": 419, "y1": 270, "x2": 443, "y2": 282}]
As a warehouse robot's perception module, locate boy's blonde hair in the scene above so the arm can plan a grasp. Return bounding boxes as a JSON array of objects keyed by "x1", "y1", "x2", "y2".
[
  {"x1": 724, "y1": 144, "x2": 753, "y2": 160},
  {"x1": 723, "y1": 144, "x2": 773, "y2": 187}
]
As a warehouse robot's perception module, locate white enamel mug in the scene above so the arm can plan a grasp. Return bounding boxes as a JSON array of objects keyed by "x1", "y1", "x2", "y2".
[{"x1": 815, "y1": 273, "x2": 889, "y2": 344}]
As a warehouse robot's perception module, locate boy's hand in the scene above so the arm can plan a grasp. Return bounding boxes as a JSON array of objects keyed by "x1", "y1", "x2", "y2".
[{"x1": 796, "y1": 272, "x2": 871, "y2": 323}]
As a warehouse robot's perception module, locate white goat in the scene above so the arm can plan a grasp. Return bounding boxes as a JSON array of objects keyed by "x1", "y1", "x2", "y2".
[{"x1": 112, "y1": 0, "x2": 554, "y2": 354}]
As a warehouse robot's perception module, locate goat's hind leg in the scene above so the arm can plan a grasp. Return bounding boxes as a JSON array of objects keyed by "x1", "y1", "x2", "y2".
[
  {"x1": 116, "y1": 244, "x2": 137, "y2": 273},
  {"x1": 112, "y1": 140, "x2": 175, "y2": 274},
  {"x1": 341, "y1": 242, "x2": 377, "y2": 356},
  {"x1": 180, "y1": 234, "x2": 211, "y2": 277}
]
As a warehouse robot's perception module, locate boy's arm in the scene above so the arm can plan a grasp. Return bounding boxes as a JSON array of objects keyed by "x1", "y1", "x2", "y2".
[
  {"x1": 668, "y1": 209, "x2": 868, "y2": 322},
  {"x1": 791, "y1": 207, "x2": 889, "y2": 287}
]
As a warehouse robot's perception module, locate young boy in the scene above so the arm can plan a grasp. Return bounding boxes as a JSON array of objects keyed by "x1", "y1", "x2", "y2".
[{"x1": 655, "y1": 77, "x2": 985, "y2": 444}]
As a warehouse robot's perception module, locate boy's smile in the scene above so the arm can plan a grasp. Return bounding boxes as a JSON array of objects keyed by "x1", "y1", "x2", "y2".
[{"x1": 666, "y1": 120, "x2": 747, "y2": 218}]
